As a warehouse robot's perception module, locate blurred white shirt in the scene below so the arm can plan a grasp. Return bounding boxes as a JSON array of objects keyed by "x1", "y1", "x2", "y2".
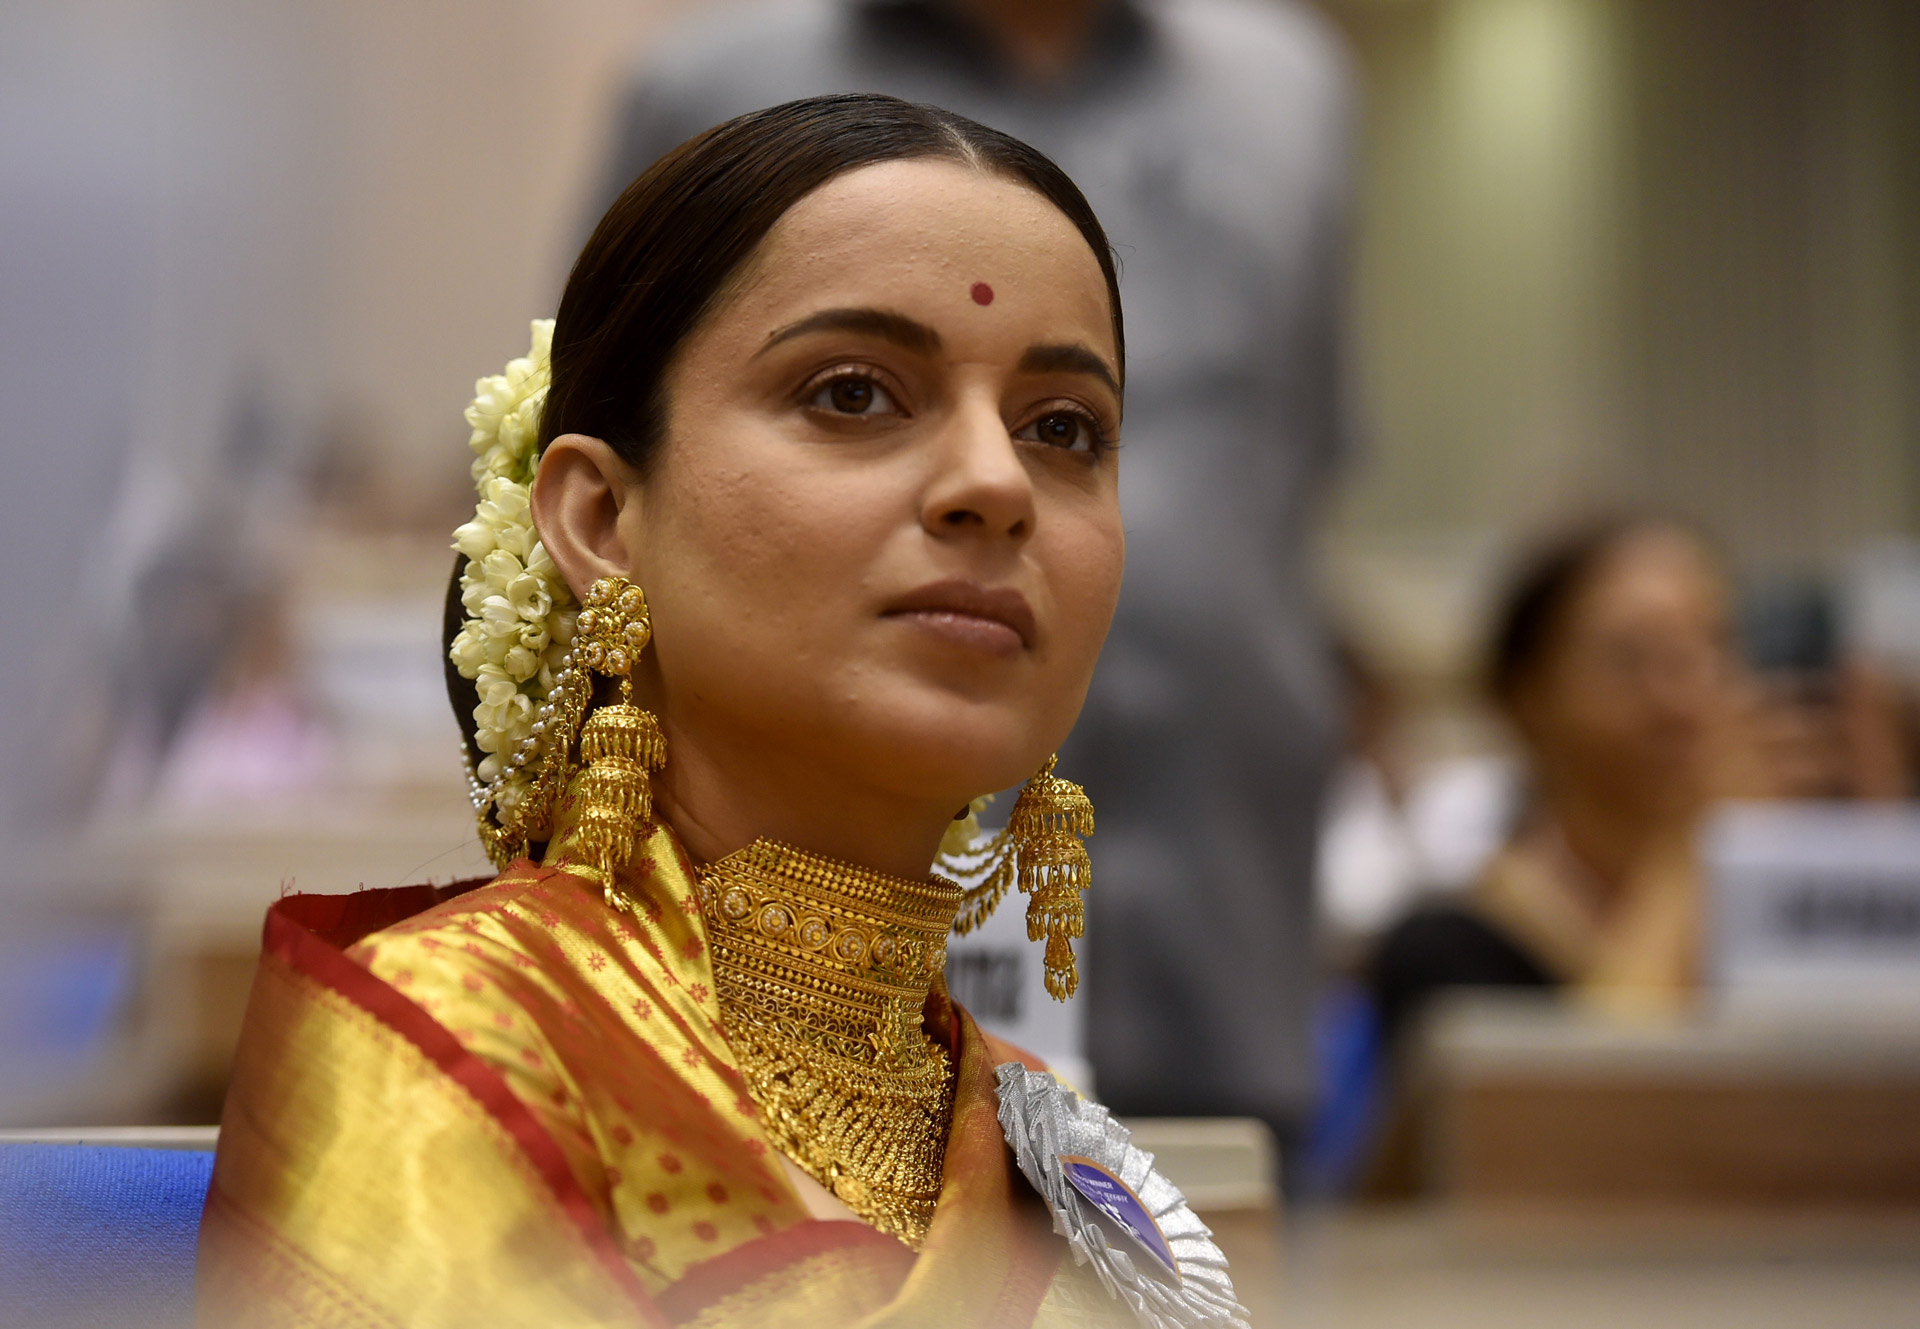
[{"x1": 1317, "y1": 755, "x2": 1519, "y2": 944}]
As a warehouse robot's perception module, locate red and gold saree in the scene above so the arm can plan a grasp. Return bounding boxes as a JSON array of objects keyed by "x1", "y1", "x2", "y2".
[{"x1": 196, "y1": 822, "x2": 1119, "y2": 1327}]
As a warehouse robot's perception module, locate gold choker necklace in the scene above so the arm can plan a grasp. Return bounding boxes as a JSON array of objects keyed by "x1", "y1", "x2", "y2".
[{"x1": 696, "y1": 840, "x2": 963, "y2": 1247}]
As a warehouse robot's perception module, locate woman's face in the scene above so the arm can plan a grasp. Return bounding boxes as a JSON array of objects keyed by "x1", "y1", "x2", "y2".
[
  {"x1": 1514, "y1": 529, "x2": 1737, "y2": 813},
  {"x1": 576, "y1": 160, "x2": 1124, "y2": 817}
]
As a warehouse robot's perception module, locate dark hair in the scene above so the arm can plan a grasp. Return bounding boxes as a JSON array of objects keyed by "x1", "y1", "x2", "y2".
[
  {"x1": 1486, "y1": 516, "x2": 1703, "y2": 702},
  {"x1": 448, "y1": 94, "x2": 1124, "y2": 767}
]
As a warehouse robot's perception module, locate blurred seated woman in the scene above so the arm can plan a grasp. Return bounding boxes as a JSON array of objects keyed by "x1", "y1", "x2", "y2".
[
  {"x1": 198, "y1": 95, "x2": 1244, "y2": 1328},
  {"x1": 1368, "y1": 519, "x2": 1761, "y2": 1042}
]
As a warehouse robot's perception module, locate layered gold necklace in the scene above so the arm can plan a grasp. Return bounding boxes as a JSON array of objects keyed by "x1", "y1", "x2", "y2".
[{"x1": 695, "y1": 840, "x2": 963, "y2": 1248}]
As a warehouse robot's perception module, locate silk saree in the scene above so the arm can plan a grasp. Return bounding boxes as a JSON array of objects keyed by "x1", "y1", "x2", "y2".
[{"x1": 195, "y1": 822, "x2": 1121, "y2": 1327}]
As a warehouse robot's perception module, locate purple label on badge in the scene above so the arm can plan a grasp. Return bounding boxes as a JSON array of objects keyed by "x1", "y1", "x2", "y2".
[{"x1": 1057, "y1": 1154, "x2": 1180, "y2": 1280}]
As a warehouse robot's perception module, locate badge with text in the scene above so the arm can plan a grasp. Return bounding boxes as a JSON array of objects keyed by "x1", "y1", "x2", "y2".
[
  {"x1": 1059, "y1": 1154, "x2": 1181, "y2": 1280},
  {"x1": 995, "y1": 1063, "x2": 1248, "y2": 1329}
]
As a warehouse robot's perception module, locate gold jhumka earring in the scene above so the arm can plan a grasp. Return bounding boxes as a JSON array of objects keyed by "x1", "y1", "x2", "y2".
[
  {"x1": 566, "y1": 578, "x2": 667, "y2": 889},
  {"x1": 940, "y1": 755, "x2": 1095, "y2": 1000},
  {"x1": 471, "y1": 576, "x2": 666, "y2": 900}
]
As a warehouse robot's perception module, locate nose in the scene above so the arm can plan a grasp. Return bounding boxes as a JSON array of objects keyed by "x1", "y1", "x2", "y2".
[
  {"x1": 1644, "y1": 638, "x2": 1722, "y2": 716},
  {"x1": 920, "y1": 394, "x2": 1036, "y2": 545}
]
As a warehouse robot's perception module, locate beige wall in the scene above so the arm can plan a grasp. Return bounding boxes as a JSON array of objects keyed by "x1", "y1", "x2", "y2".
[
  {"x1": 97, "y1": 0, "x2": 694, "y2": 548},
  {"x1": 1621, "y1": 0, "x2": 1920, "y2": 568},
  {"x1": 312, "y1": 0, "x2": 696, "y2": 522}
]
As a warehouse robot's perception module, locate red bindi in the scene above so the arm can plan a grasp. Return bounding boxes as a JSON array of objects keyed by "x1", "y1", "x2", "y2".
[{"x1": 970, "y1": 282, "x2": 994, "y2": 306}]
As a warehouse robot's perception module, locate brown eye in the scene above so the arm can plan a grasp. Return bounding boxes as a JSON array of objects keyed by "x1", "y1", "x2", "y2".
[
  {"x1": 808, "y1": 373, "x2": 896, "y2": 416},
  {"x1": 1017, "y1": 410, "x2": 1101, "y2": 452},
  {"x1": 830, "y1": 379, "x2": 873, "y2": 412}
]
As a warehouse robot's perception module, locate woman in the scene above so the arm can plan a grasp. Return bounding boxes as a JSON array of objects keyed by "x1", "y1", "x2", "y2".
[
  {"x1": 198, "y1": 95, "x2": 1241, "y2": 1327},
  {"x1": 1369, "y1": 519, "x2": 1760, "y2": 1041}
]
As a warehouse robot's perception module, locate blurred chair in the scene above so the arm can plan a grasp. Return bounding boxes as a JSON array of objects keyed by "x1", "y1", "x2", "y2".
[
  {"x1": 0, "y1": 1130, "x2": 214, "y2": 1328},
  {"x1": 1297, "y1": 979, "x2": 1388, "y2": 1197},
  {"x1": 0, "y1": 915, "x2": 146, "y2": 1124}
]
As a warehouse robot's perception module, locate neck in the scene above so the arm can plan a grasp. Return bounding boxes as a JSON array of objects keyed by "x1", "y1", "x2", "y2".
[
  {"x1": 647, "y1": 715, "x2": 962, "y2": 882},
  {"x1": 953, "y1": 0, "x2": 1104, "y2": 78}
]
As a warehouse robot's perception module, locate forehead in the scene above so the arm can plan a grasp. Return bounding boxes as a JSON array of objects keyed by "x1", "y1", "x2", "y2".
[
  {"x1": 719, "y1": 158, "x2": 1117, "y2": 359},
  {"x1": 1578, "y1": 533, "x2": 1726, "y2": 624}
]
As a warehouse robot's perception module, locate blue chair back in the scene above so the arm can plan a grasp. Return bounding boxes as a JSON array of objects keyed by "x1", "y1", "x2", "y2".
[{"x1": 0, "y1": 1143, "x2": 211, "y2": 1327}]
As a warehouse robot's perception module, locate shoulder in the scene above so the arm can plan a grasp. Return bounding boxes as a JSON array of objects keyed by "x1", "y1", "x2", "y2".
[
  {"x1": 594, "y1": 0, "x2": 859, "y2": 218},
  {"x1": 350, "y1": 862, "x2": 557, "y2": 960},
  {"x1": 1373, "y1": 904, "x2": 1554, "y2": 985},
  {"x1": 343, "y1": 863, "x2": 807, "y2": 1277},
  {"x1": 344, "y1": 867, "x2": 601, "y2": 1132},
  {"x1": 639, "y1": 0, "x2": 846, "y2": 79},
  {"x1": 1155, "y1": 0, "x2": 1355, "y2": 113},
  {"x1": 206, "y1": 871, "x2": 688, "y2": 1321},
  {"x1": 343, "y1": 862, "x2": 679, "y2": 1069},
  {"x1": 1367, "y1": 901, "x2": 1558, "y2": 1045},
  {"x1": 351, "y1": 868, "x2": 555, "y2": 1000},
  {"x1": 613, "y1": 0, "x2": 852, "y2": 135}
]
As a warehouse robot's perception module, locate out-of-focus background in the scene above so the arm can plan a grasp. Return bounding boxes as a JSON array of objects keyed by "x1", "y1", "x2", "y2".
[{"x1": 6, "y1": 1, "x2": 1920, "y2": 1325}]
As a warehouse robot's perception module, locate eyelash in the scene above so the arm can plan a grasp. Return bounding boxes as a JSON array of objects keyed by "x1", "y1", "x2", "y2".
[
  {"x1": 797, "y1": 366, "x2": 1116, "y2": 455},
  {"x1": 801, "y1": 365, "x2": 903, "y2": 417},
  {"x1": 1018, "y1": 401, "x2": 1115, "y2": 455}
]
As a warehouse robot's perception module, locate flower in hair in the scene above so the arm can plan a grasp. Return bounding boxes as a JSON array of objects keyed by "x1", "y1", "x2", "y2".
[
  {"x1": 465, "y1": 319, "x2": 552, "y2": 485},
  {"x1": 450, "y1": 320, "x2": 576, "y2": 802}
]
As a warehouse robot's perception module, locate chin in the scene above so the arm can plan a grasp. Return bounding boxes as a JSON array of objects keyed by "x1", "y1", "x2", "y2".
[{"x1": 848, "y1": 693, "x2": 1061, "y2": 804}]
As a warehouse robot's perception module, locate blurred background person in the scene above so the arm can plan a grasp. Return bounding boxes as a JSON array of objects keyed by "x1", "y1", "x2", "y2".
[
  {"x1": 1368, "y1": 516, "x2": 1915, "y2": 1049},
  {"x1": 1370, "y1": 520, "x2": 1742, "y2": 1033},
  {"x1": 585, "y1": 0, "x2": 1357, "y2": 1157}
]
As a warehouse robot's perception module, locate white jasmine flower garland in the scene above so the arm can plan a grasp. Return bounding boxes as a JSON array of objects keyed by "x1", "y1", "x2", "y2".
[{"x1": 450, "y1": 319, "x2": 577, "y2": 827}]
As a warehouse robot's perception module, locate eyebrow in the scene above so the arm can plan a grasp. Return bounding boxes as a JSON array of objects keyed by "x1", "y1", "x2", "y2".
[
  {"x1": 759, "y1": 307, "x2": 942, "y2": 356},
  {"x1": 758, "y1": 308, "x2": 1121, "y2": 397},
  {"x1": 1018, "y1": 343, "x2": 1121, "y2": 396}
]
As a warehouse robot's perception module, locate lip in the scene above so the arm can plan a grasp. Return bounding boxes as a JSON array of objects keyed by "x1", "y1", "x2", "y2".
[{"x1": 882, "y1": 578, "x2": 1037, "y2": 653}]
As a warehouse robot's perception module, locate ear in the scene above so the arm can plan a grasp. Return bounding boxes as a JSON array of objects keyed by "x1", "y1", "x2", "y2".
[{"x1": 530, "y1": 434, "x2": 638, "y2": 599}]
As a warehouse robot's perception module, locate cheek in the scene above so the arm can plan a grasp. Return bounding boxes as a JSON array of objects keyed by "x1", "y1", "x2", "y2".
[
  {"x1": 630, "y1": 432, "x2": 895, "y2": 673},
  {"x1": 1573, "y1": 694, "x2": 1662, "y2": 757},
  {"x1": 1043, "y1": 501, "x2": 1125, "y2": 670},
  {"x1": 1526, "y1": 679, "x2": 1607, "y2": 755}
]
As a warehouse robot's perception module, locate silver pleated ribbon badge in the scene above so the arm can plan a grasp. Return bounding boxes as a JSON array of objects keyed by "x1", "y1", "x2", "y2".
[{"x1": 995, "y1": 1063, "x2": 1250, "y2": 1329}]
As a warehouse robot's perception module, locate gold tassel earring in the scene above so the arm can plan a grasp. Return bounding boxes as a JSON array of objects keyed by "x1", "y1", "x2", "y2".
[
  {"x1": 941, "y1": 755, "x2": 1095, "y2": 1001},
  {"x1": 1007, "y1": 756, "x2": 1095, "y2": 1000},
  {"x1": 569, "y1": 577, "x2": 667, "y2": 897}
]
